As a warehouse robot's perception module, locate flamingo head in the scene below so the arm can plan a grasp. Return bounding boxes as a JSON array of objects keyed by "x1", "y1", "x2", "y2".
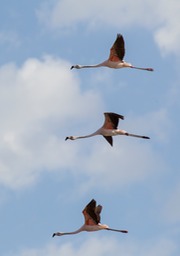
[
  {"x1": 52, "y1": 232, "x2": 64, "y2": 237},
  {"x1": 65, "y1": 136, "x2": 75, "y2": 140},
  {"x1": 70, "y1": 65, "x2": 81, "y2": 69}
]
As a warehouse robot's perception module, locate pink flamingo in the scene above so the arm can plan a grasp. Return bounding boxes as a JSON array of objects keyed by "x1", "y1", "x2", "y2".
[
  {"x1": 71, "y1": 34, "x2": 154, "y2": 71},
  {"x1": 53, "y1": 199, "x2": 128, "y2": 237}
]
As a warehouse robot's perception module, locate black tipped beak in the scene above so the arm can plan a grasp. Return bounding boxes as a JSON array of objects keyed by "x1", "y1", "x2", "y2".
[
  {"x1": 70, "y1": 66, "x2": 74, "y2": 70},
  {"x1": 65, "y1": 137, "x2": 69, "y2": 141},
  {"x1": 52, "y1": 233, "x2": 56, "y2": 237}
]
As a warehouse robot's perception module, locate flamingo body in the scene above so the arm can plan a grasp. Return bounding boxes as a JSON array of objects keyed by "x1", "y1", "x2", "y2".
[
  {"x1": 65, "y1": 112, "x2": 150, "y2": 146},
  {"x1": 71, "y1": 34, "x2": 154, "y2": 71},
  {"x1": 52, "y1": 199, "x2": 128, "y2": 237}
]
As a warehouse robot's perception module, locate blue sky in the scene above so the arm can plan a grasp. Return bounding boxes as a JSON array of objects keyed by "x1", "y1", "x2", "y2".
[{"x1": 0, "y1": 0, "x2": 180, "y2": 255}]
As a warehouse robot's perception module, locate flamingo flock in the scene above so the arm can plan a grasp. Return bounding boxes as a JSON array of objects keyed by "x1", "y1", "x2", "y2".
[{"x1": 53, "y1": 34, "x2": 153, "y2": 240}]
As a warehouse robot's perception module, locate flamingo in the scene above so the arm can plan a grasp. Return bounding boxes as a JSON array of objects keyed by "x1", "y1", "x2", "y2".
[
  {"x1": 52, "y1": 199, "x2": 128, "y2": 237},
  {"x1": 71, "y1": 34, "x2": 154, "y2": 71},
  {"x1": 65, "y1": 112, "x2": 150, "y2": 146}
]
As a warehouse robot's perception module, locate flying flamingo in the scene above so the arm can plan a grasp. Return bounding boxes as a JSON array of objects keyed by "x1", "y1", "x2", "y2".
[
  {"x1": 65, "y1": 112, "x2": 150, "y2": 146},
  {"x1": 52, "y1": 199, "x2": 128, "y2": 237},
  {"x1": 71, "y1": 34, "x2": 154, "y2": 71}
]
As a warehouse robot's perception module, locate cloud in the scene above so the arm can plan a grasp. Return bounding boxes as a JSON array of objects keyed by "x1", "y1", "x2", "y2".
[
  {"x1": 154, "y1": 0, "x2": 180, "y2": 56},
  {"x1": 37, "y1": 0, "x2": 180, "y2": 55},
  {"x1": 6, "y1": 236, "x2": 178, "y2": 256},
  {"x1": 74, "y1": 140, "x2": 164, "y2": 194},
  {"x1": 0, "y1": 55, "x2": 171, "y2": 192},
  {"x1": 163, "y1": 181, "x2": 180, "y2": 224},
  {"x1": 0, "y1": 56, "x2": 103, "y2": 190}
]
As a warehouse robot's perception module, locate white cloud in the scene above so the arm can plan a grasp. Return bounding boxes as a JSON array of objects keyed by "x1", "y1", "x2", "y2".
[
  {"x1": 0, "y1": 55, "x2": 171, "y2": 192},
  {"x1": 37, "y1": 0, "x2": 155, "y2": 29},
  {"x1": 163, "y1": 181, "x2": 180, "y2": 224},
  {"x1": 0, "y1": 56, "x2": 103, "y2": 190},
  {"x1": 74, "y1": 140, "x2": 163, "y2": 194},
  {"x1": 37, "y1": 0, "x2": 180, "y2": 55},
  {"x1": 154, "y1": 0, "x2": 180, "y2": 56},
  {"x1": 6, "y1": 236, "x2": 178, "y2": 256},
  {"x1": 128, "y1": 109, "x2": 173, "y2": 143}
]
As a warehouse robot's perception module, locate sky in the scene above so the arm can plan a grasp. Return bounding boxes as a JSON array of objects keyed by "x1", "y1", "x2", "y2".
[{"x1": 0, "y1": 0, "x2": 180, "y2": 255}]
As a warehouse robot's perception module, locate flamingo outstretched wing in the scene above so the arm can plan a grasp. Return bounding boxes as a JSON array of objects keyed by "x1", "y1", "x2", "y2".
[
  {"x1": 103, "y1": 112, "x2": 124, "y2": 130},
  {"x1": 82, "y1": 199, "x2": 102, "y2": 225},
  {"x1": 109, "y1": 34, "x2": 125, "y2": 62}
]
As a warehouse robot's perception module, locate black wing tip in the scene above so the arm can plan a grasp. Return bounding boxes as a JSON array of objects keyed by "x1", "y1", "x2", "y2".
[
  {"x1": 114, "y1": 113, "x2": 124, "y2": 120},
  {"x1": 119, "y1": 114, "x2": 124, "y2": 120},
  {"x1": 109, "y1": 140, "x2": 113, "y2": 147},
  {"x1": 103, "y1": 135, "x2": 113, "y2": 146},
  {"x1": 117, "y1": 33, "x2": 123, "y2": 38},
  {"x1": 109, "y1": 142, "x2": 113, "y2": 147},
  {"x1": 87, "y1": 199, "x2": 96, "y2": 206},
  {"x1": 104, "y1": 112, "x2": 124, "y2": 120}
]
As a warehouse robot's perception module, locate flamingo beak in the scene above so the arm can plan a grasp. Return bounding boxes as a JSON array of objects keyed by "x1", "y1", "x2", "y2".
[
  {"x1": 65, "y1": 137, "x2": 69, "y2": 140},
  {"x1": 70, "y1": 66, "x2": 74, "y2": 70}
]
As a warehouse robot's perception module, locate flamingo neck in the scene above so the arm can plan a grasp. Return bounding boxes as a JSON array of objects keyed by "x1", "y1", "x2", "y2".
[
  {"x1": 82, "y1": 64, "x2": 102, "y2": 68},
  {"x1": 57, "y1": 226, "x2": 85, "y2": 236},
  {"x1": 73, "y1": 130, "x2": 99, "y2": 140},
  {"x1": 74, "y1": 63, "x2": 104, "y2": 69}
]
